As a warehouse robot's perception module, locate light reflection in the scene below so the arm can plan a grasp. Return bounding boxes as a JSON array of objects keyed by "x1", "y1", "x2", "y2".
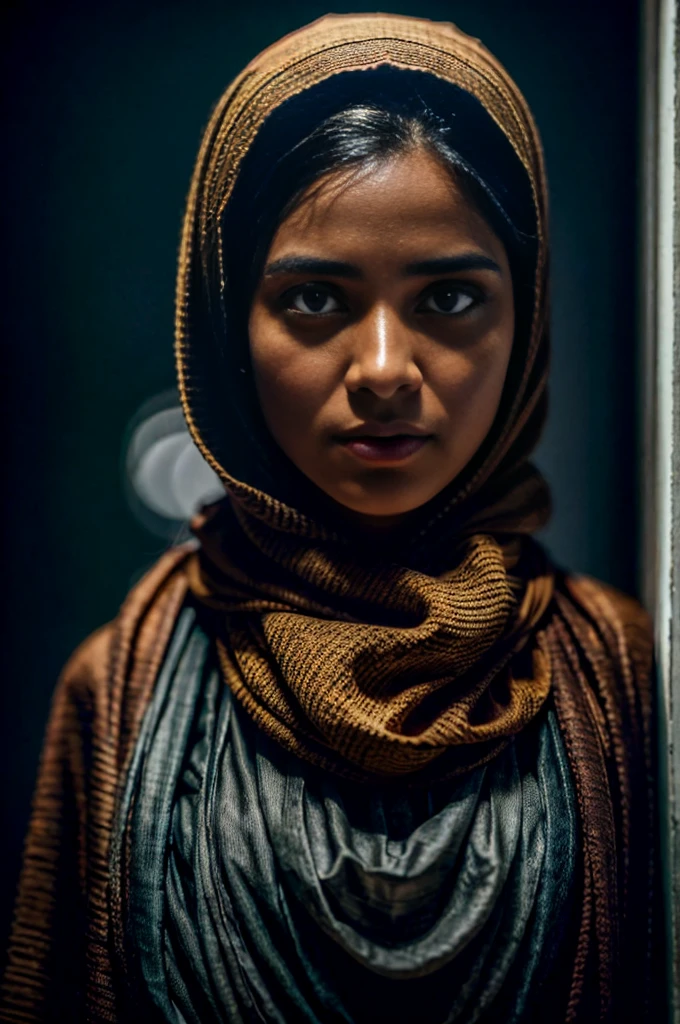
[{"x1": 125, "y1": 393, "x2": 224, "y2": 538}]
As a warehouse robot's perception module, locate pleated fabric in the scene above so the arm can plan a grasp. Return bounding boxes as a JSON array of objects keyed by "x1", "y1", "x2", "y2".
[{"x1": 123, "y1": 609, "x2": 577, "y2": 1024}]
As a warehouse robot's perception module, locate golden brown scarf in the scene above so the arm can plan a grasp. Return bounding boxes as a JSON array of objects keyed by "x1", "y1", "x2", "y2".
[
  {"x1": 177, "y1": 13, "x2": 554, "y2": 781},
  {"x1": 185, "y1": 501, "x2": 552, "y2": 779}
]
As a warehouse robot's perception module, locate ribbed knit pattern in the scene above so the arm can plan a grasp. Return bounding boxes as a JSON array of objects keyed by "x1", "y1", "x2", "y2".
[{"x1": 187, "y1": 501, "x2": 552, "y2": 780}]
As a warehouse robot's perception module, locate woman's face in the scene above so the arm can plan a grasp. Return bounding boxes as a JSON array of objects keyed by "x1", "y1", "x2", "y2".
[{"x1": 249, "y1": 147, "x2": 514, "y2": 522}]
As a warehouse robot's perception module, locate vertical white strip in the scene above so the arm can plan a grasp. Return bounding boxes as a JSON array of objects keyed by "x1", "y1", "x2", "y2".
[
  {"x1": 656, "y1": 0, "x2": 676, "y2": 718},
  {"x1": 656, "y1": 0, "x2": 675, "y2": 683},
  {"x1": 660, "y1": 0, "x2": 679, "y2": 1016},
  {"x1": 646, "y1": 0, "x2": 679, "y2": 1016}
]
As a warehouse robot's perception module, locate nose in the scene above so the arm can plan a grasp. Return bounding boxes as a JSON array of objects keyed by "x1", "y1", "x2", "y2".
[{"x1": 344, "y1": 306, "x2": 423, "y2": 399}]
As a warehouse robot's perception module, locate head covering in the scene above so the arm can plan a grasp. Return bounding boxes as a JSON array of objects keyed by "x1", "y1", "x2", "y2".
[
  {"x1": 178, "y1": 13, "x2": 555, "y2": 782},
  {"x1": 177, "y1": 13, "x2": 549, "y2": 528}
]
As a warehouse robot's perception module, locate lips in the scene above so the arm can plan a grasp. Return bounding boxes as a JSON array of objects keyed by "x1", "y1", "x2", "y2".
[{"x1": 338, "y1": 435, "x2": 431, "y2": 463}]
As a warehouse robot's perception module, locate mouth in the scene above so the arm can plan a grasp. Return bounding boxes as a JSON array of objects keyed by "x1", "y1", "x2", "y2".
[{"x1": 336, "y1": 434, "x2": 432, "y2": 463}]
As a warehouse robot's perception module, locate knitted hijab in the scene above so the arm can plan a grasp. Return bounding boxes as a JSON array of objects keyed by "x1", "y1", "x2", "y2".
[{"x1": 178, "y1": 13, "x2": 555, "y2": 782}]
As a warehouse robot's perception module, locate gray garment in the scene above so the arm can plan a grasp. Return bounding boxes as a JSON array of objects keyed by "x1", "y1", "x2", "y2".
[{"x1": 123, "y1": 609, "x2": 578, "y2": 1024}]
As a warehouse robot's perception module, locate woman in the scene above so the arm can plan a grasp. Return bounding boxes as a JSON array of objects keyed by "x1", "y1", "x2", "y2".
[{"x1": 2, "y1": 13, "x2": 658, "y2": 1024}]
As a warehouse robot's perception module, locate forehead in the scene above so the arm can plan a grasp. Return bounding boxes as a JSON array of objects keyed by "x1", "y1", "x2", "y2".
[{"x1": 267, "y1": 149, "x2": 508, "y2": 263}]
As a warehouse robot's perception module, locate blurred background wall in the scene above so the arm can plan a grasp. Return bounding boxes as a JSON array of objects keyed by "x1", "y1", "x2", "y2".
[{"x1": 1, "y1": 0, "x2": 641, "y2": 954}]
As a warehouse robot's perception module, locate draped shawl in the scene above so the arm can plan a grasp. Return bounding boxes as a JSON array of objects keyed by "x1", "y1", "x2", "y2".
[{"x1": 2, "y1": 13, "x2": 658, "y2": 1024}]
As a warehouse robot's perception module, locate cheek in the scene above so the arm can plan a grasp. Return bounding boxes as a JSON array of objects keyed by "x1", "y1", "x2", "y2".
[
  {"x1": 441, "y1": 330, "x2": 512, "y2": 413},
  {"x1": 249, "y1": 314, "x2": 337, "y2": 443},
  {"x1": 432, "y1": 337, "x2": 513, "y2": 469}
]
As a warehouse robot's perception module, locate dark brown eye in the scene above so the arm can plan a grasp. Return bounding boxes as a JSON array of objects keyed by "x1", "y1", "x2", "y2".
[
  {"x1": 287, "y1": 284, "x2": 342, "y2": 315},
  {"x1": 419, "y1": 284, "x2": 477, "y2": 315}
]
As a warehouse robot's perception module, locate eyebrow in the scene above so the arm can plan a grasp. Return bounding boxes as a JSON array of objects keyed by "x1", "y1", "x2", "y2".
[
  {"x1": 263, "y1": 252, "x2": 502, "y2": 279},
  {"x1": 404, "y1": 254, "x2": 502, "y2": 276}
]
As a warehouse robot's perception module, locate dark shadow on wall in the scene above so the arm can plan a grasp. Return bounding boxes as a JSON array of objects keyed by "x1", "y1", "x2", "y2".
[{"x1": 0, "y1": 0, "x2": 640, "y2": 957}]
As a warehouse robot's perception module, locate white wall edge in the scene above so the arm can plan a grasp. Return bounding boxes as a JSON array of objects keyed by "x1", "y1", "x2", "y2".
[{"x1": 643, "y1": 0, "x2": 679, "y2": 1017}]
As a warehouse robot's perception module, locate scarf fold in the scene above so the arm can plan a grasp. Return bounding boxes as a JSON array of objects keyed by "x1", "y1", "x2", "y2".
[{"x1": 186, "y1": 500, "x2": 553, "y2": 780}]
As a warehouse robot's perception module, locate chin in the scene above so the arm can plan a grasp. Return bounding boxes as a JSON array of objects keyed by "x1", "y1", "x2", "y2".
[{"x1": 327, "y1": 481, "x2": 448, "y2": 521}]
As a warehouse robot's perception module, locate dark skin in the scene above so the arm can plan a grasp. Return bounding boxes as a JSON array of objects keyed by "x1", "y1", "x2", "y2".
[{"x1": 249, "y1": 147, "x2": 515, "y2": 525}]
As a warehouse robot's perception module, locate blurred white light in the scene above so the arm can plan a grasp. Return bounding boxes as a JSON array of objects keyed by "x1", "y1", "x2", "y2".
[
  {"x1": 171, "y1": 438, "x2": 225, "y2": 518},
  {"x1": 125, "y1": 398, "x2": 224, "y2": 535}
]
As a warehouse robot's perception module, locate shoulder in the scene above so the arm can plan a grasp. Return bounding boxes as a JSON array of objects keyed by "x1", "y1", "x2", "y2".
[
  {"x1": 569, "y1": 574, "x2": 652, "y2": 632},
  {"x1": 58, "y1": 543, "x2": 196, "y2": 713},
  {"x1": 560, "y1": 573, "x2": 654, "y2": 681},
  {"x1": 552, "y1": 573, "x2": 655, "y2": 757},
  {"x1": 56, "y1": 623, "x2": 115, "y2": 715}
]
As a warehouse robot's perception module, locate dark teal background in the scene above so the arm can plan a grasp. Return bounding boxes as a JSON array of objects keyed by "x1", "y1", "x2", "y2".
[{"x1": 2, "y1": 0, "x2": 640, "y2": 954}]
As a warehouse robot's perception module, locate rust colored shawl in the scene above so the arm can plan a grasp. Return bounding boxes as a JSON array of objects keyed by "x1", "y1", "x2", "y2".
[{"x1": 3, "y1": 13, "x2": 658, "y2": 1024}]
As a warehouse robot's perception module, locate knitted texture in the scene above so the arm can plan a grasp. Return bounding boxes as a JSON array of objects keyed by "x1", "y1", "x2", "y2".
[{"x1": 187, "y1": 500, "x2": 552, "y2": 780}]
